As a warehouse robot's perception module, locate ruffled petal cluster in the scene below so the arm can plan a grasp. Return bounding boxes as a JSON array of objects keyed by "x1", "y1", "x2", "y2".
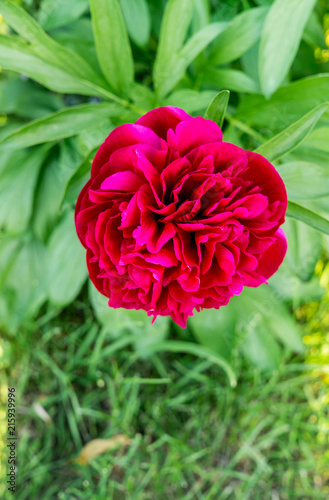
[{"x1": 75, "y1": 107, "x2": 287, "y2": 327}]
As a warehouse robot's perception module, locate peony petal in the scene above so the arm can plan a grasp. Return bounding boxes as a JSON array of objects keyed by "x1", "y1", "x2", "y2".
[
  {"x1": 136, "y1": 106, "x2": 192, "y2": 139},
  {"x1": 91, "y1": 124, "x2": 161, "y2": 177},
  {"x1": 167, "y1": 116, "x2": 223, "y2": 155}
]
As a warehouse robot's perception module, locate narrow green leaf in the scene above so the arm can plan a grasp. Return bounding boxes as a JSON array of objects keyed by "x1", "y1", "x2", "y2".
[
  {"x1": 164, "y1": 89, "x2": 216, "y2": 114},
  {"x1": 47, "y1": 210, "x2": 88, "y2": 306},
  {"x1": 209, "y1": 7, "x2": 268, "y2": 65},
  {"x1": 158, "y1": 22, "x2": 227, "y2": 97},
  {"x1": 146, "y1": 340, "x2": 237, "y2": 387},
  {"x1": 286, "y1": 201, "x2": 329, "y2": 235},
  {"x1": 259, "y1": 0, "x2": 316, "y2": 97},
  {"x1": 255, "y1": 103, "x2": 328, "y2": 162},
  {"x1": 0, "y1": 77, "x2": 62, "y2": 119},
  {"x1": 237, "y1": 287, "x2": 304, "y2": 354},
  {"x1": 242, "y1": 322, "x2": 281, "y2": 371},
  {"x1": 38, "y1": 0, "x2": 89, "y2": 31},
  {"x1": 120, "y1": 0, "x2": 151, "y2": 47},
  {"x1": 237, "y1": 75, "x2": 329, "y2": 131},
  {"x1": 0, "y1": 35, "x2": 121, "y2": 102},
  {"x1": 204, "y1": 68, "x2": 259, "y2": 94},
  {"x1": 305, "y1": 127, "x2": 329, "y2": 152},
  {"x1": 278, "y1": 161, "x2": 329, "y2": 201},
  {"x1": 5, "y1": 237, "x2": 47, "y2": 320},
  {"x1": 189, "y1": 306, "x2": 237, "y2": 360},
  {"x1": 204, "y1": 90, "x2": 230, "y2": 128},
  {"x1": 0, "y1": 0, "x2": 103, "y2": 85},
  {"x1": 0, "y1": 145, "x2": 51, "y2": 234},
  {"x1": 0, "y1": 103, "x2": 122, "y2": 150},
  {"x1": 90, "y1": 0, "x2": 134, "y2": 94},
  {"x1": 153, "y1": 0, "x2": 194, "y2": 96},
  {"x1": 283, "y1": 219, "x2": 321, "y2": 282}
]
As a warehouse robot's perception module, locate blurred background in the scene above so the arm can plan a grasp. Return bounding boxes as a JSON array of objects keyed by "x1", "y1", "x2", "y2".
[{"x1": 0, "y1": 0, "x2": 329, "y2": 498}]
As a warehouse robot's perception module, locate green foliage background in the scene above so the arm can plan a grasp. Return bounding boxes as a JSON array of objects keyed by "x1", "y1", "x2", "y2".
[{"x1": 0, "y1": 0, "x2": 329, "y2": 498}]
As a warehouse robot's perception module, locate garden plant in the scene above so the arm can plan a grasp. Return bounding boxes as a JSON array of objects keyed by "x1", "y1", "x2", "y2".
[{"x1": 0, "y1": 0, "x2": 329, "y2": 498}]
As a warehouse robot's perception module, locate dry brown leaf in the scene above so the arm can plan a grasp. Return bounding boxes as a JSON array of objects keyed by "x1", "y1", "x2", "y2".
[
  {"x1": 75, "y1": 434, "x2": 132, "y2": 465},
  {"x1": 32, "y1": 402, "x2": 52, "y2": 424}
]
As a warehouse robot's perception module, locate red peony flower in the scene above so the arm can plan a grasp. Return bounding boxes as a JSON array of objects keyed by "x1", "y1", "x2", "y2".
[{"x1": 75, "y1": 107, "x2": 287, "y2": 328}]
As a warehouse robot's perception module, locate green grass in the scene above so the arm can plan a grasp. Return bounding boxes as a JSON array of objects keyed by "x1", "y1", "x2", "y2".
[{"x1": 1, "y1": 292, "x2": 329, "y2": 500}]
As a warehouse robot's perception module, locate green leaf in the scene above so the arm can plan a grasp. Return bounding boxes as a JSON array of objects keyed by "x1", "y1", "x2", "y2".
[
  {"x1": 164, "y1": 89, "x2": 216, "y2": 114},
  {"x1": 236, "y1": 287, "x2": 304, "y2": 355},
  {"x1": 258, "y1": 0, "x2": 317, "y2": 97},
  {"x1": 236, "y1": 75, "x2": 329, "y2": 131},
  {"x1": 303, "y1": 11, "x2": 326, "y2": 48},
  {"x1": 304, "y1": 127, "x2": 329, "y2": 152},
  {"x1": 283, "y1": 219, "x2": 321, "y2": 282},
  {"x1": 32, "y1": 140, "x2": 85, "y2": 241},
  {"x1": 38, "y1": 0, "x2": 89, "y2": 31},
  {"x1": 0, "y1": 145, "x2": 51, "y2": 234},
  {"x1": 0, "y1": 34, "x2": 119, "y2": 101},
  {"x1": 278, "y1": 161, "x2": 329, "y2": 201},
  {"x1": 0, "y1": 102, "x2": 122, "y2": 150},
  {"x1": 4, "y1": 236, "x2": 47, "y2": 320},
  {"x1": 146, "y1": 340, "x2": 237, "y2": 387},
  {"x1": 47, "y1": 210, "x2": 88, "y2": 306},
  {"x1": 204, "y1": 90, "x2": 230, "y2": 128},
  {"x1": 153, "y1": 0, "x2": 195, "y2": 96},
  {"x1": 155, "y1": 21, "x2": 226, "y2": 98},
  {"x1": 242, "y1": 322, "x2": 281, "y2": 371},
  {"x1": 89, "y1": 282, "x2": 170, "y2": 348},
  {"x1": 0, "y1": 77, "x2": 62, "y2": 119},
  {"x1": 255, "y1": 103, "x2": 328, "y2": 162},
  {"x1": 0, "y1": 0, "x2": 103, "y2": 85},
  {"x1": 286, "y1": 201, "x2": 329, "y2": 236},
  {"x1": 189, "y1": 306, "x2": 237, "y2": 360},
  {"x1": 90, "y1": 0, "x2": 134, "y2": 94},
  {"x1": 209, "y1": 7, "x2": 268, "y2": 65},
  {"x1": 204, "y1": 68, "x2": 259, "y2": 94},
  {"x1": 120, "y1": 0, "x2": 151, "y2": 47}
]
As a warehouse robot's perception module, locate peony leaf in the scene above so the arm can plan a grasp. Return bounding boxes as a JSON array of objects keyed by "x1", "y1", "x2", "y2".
[
  {"x1": 259, "y1": 0, "x2": 317, "y2": 97},
  {"x1": 47, "y1": 210, "x2": 88, "y2": 306},
  {"x1": 255, "y1": 103, "x2": 329, "y2": 162},
  {"x1": 37, "y1": 0, "x2": 89, "y2": 31},
  {"x1": 204, "y1": 90, "x2": 230, "y2": 128},
  {"x1": 0, "y1": 0, "x2": 103, "y2": 85},
  {"x1": 90, "y1": 0, "x2": 134, "y2": 95},
  {"x1": 278, "y1": 161, "x2": 329, "y2": 201},
  {"x1": 4, "y1": 237, "x2": 47, "y2": 320},
  {"x1": 209, "y1": 7, "x2": 268, "y2": 65},
  {"x1": 164, "y1": 89, "x2": 217, "y2": 114},
  {"x1": 164, "y1": 22, "x2": 227, "y2": 96},
  {"x1": 236, "y1": 75, "x2": 329, "y2": 131},
  {"x1": 286, "y1": 202, "x2": 329, "y2": 236},
  {"x1": 241, "y1": 322, "x2": 282, "y2": 371},
  {"x1": 155, "y1": 20, "x2": 225, "y2": 97},
  {"x1": 189, "y1": 306, "x2": 237, "y2": 360},
  {"x1": 204, "y1": 68, "x2": 259, "y2": 94},
  {"x1": 146, "y1": 340, "x2": 237, "y2": 387},
  {"x1": 0, "y1": 35, "x2": 121, "y2": 102},
  {"x1": 235, "y1": 287, "x2": 304, "y2": 355},
  {"x1": 0, "y1": 145, "x2": 51, "y2": 235},
  {"x1": 120, "y1": 0, "x2": 151, "y2": 48},
  {"x1": 283, "y1": 219, "x2": 322, "y2": 282},
  {"x1": 0, "y1": 103, "x2": 123, "y2": 150},
  {"x1": 153, "y1": 0, "x2": 194, "y2": 96}
]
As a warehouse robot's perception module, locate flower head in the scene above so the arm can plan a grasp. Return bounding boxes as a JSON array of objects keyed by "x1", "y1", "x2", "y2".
[{"x1": 75, "y1": 107, "x2": 287, "y2": 327}]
